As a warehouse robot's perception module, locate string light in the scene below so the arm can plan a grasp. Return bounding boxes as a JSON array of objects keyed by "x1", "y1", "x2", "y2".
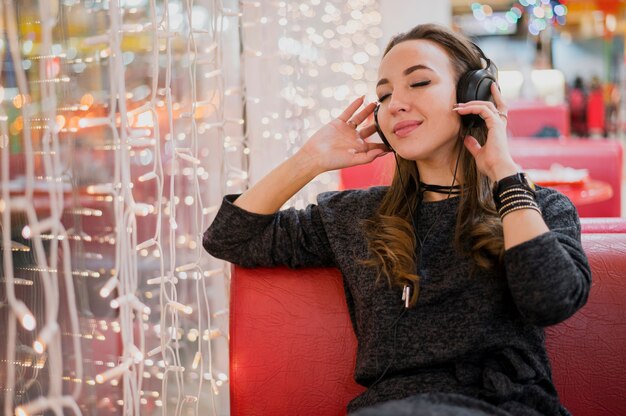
[
  {"x1": 242, "y1": 0, "x2": 380, "y2": 208},
  {"x1": 4, "y1": 0, "x2": 383, "y2": 414},
  {"x1": 33, "y1": 322, "x2": 59, "y2": 355},
  {"x1": 13, "y1": 302, "x2": 36, "y2": 331},
  {"x1": 2, "y1": 0, "x2": 236, "y2": 413}
]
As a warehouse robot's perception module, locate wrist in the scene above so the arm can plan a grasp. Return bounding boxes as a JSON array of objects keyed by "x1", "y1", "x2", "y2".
[
  {"x1": 292, "y1": 149, "x2": 324, "y2": 179},
  {"x1": 492, "y1": 172, "x2": 540, "y2": 220},
  {"x1": 490, "y1": 160, "x2": 519, "y2": 182}
]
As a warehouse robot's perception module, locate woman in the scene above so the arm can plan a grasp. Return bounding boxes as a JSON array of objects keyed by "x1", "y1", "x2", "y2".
[{"x1": 203, "y1": 24, "x2": 591, "y2": 416}]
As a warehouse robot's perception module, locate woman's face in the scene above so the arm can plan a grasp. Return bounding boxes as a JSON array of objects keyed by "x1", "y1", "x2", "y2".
[{"x1": 376, "y1": 39, "x2": 462, "y2": 162}]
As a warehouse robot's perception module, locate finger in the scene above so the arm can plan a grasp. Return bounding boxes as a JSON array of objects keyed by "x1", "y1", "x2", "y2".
[
  {"x1": 353, "y1": 136, "x2": 369, "y2": 153},
  {"x1": 463, "y1": 135, "x2": 482, "y2": 158},
  {"x1": 358, "y1": 123, "x2": 378, "y2": 139},
  {"x1": 453, "y1": 104, "x2": 501, "y2": 127},
  {"x1": 457, "y1": 99, "x2": 497, "y2": 113},
  {"x1": 490, "y1": 82, "x2": 507, "y2": 114},
  {"x1": 348, "y1": 144, "x2": 389, "y2": 164},
  {"x1": 364, "y1": 142, "x2": 390, "y2": 153},
  {"x1": 350, "y1": 102, "x2": 377, "y2": 126},
  {"x1": 337, "y1": 95, "x2": 365, "y2": 122},
  {"x1": 349, "y1": 147, "x2": 388, "y2": 165}
]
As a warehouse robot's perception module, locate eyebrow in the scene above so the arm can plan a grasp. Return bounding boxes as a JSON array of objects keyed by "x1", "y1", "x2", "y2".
[{"x1": 376, "y1": 64, "x2": 434, "y2": 88}]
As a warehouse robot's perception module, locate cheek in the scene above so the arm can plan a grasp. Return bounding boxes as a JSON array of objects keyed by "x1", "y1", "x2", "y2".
[
  {"x1": 433, "y1": 90, "x2": 461, "y2": 124},
  {"x1": 377, "y1": 106, "x2": 393, "y2": 131}
]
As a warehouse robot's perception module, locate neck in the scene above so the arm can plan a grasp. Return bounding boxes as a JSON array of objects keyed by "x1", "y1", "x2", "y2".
[{"x1": 415, "y1": 160, "x2": 463, "y2": 202}]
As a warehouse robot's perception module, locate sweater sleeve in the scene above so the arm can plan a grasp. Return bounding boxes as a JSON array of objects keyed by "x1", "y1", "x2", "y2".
[
  {"x1": 202, "y1": 194, "x2": 336, "y2": 268},
  {"x1": 503, "y1": 188, "x2": 592, "y2": 327}
]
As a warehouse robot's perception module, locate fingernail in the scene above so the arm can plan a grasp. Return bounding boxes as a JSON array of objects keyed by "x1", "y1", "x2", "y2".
[{"x1": 453, "y1": 103, "x2": 460, "y2": 108}]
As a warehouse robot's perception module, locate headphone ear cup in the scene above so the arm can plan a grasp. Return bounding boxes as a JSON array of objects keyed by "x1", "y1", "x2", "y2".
[
  {"x1": 374, "y1": 104, "x2": 393, "y2": 150},
  {"x1": 456, "y1": 69, "x2": 496, "y2": 127}
]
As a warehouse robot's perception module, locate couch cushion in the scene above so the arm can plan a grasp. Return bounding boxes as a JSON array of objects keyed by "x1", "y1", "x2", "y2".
[{"x1": 230, "y1": 233, "x2": 626, "y2": 415}]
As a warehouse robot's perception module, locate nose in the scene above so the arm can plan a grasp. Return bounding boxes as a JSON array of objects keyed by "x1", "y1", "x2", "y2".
[{"x1": 387, "y1": 91, "x2": 410, "y2": 115}]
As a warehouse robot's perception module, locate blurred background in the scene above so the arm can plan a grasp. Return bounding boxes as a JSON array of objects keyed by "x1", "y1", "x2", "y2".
[{"x1": 1, "y1": 1, "x2": 624, "y2": 415}]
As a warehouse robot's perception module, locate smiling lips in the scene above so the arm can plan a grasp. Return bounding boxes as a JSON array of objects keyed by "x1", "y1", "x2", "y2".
[{"x1": 393, "y1": 120, "x2": 422, "y2": 138}]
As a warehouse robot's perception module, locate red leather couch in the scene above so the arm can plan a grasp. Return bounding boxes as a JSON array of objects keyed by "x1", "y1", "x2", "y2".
[
  {"x1": 581, "y1": 217, "x2": 626, "y2": 233},
  {"x1": 230, "y1": 232, "x2": 626, "y2": 416}
]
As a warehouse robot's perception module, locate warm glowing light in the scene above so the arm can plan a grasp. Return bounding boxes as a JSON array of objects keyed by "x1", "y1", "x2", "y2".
[
  {"x1": 55, "y1": 115, "x2": 66, "y2": 130},
  {"x1": 13, "y1": 94, "x2": 29, "y2": 109},
  {"x1": 134, "y1": 111, "x2": 154, "y2": 128},
  {"x1": 21, "y1": 312, "x2": 36, "y2": 331},
  {"x1": 13, "y1": 116, "x2": 23, "y2": 132},
  {"x1": 99, "y1": 276, "x2": 118, "y2": 298},
  {"x1": 80, "y1": 93, "x2": 94, "y2": 110},
  {"x1": 33, "y1": 341, "x2": 45, "y2": 354}
]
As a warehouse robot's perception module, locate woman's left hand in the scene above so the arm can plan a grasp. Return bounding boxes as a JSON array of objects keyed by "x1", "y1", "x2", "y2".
[{"x1": 453, "y1": 82, "x2": 519, "y2": 182}]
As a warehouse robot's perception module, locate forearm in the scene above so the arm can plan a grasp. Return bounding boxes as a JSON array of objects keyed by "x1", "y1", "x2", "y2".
[
  {"x1": 490, "y1": 163, "x2": 548, "y2": 249},
  {"x1": 504, "y1": 230, "x2": 591, "y2": 326},
  {"x1": 234, "y1": 151, "x2": 321, "y2": 214},
  {"x1": 502, "y1": 209, "x2": 549, "y2": 250}
]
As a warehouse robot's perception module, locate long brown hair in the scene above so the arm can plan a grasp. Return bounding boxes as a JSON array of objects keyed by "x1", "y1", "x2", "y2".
[{"x1": 363, "y1": 24, "x2": 504, "y2": 307}]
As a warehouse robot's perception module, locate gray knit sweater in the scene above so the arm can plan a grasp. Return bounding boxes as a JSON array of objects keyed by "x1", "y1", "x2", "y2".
[{"x1": 202, "y1": 186, "x2": 591, "y2": 416}]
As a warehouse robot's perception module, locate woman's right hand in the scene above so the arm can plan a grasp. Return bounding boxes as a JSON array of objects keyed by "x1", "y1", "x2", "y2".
[{"x1": 297, "y1": 96, "x2": 391, "y2": 174}]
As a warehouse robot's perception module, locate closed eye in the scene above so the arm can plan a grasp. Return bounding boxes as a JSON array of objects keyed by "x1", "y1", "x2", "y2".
[
  {"x1": 377, "y1": 80, "x2": 432, "y2": 102},
  {"x1": 411, "y1": 80, "x2": 431, "y2": 88}
]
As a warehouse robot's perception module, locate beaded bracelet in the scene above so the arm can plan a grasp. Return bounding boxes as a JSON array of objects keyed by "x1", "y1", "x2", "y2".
[{"x1": 493, "y1": 178, "x2": 541, "y2": 220}]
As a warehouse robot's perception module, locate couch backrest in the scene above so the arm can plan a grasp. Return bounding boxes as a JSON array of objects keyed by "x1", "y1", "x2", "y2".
[
  {"x1": 508, "y1": 139, "x2": 623, "y2": 218},
  {"x1": 581, "y1": 217, "x2": 626, "y2": 233},
  {"x1": 230, "y1": 233, "x2": 626, "y2": 416}
]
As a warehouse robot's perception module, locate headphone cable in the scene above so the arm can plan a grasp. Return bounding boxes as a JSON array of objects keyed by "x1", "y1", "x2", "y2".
[{"x1": 367, "y1": 128, "x2": 469, "y2": 390}]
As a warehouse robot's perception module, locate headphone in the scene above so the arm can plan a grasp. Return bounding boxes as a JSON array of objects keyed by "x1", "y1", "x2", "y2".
[{"x1": 373, "y1": 42, "x2": 497, "y2": 150}]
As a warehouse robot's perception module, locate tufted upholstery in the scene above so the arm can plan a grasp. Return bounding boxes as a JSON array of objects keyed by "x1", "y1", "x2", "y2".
[{"x1": 230, "y1": 233, "x2": 626, "y2": 416}]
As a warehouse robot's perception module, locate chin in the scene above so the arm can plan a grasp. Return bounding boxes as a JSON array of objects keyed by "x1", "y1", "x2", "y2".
[
  {"x1": 393, "y1": 136, "x2": 458, "y2": 162},
  {"x1": 392, "y1": 144, "x2": 431, "y2": 162}
]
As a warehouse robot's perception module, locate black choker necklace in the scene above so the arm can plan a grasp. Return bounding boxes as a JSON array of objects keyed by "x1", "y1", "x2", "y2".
[{"x1": 419, "y1": 181, "x2": 463, "y2": 195}]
